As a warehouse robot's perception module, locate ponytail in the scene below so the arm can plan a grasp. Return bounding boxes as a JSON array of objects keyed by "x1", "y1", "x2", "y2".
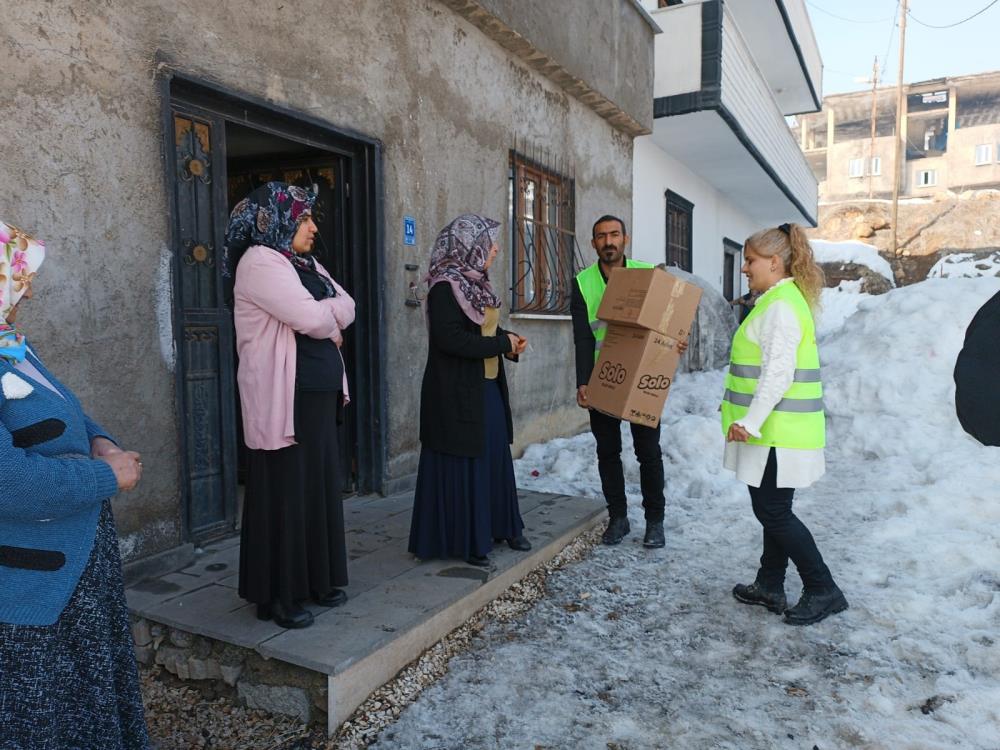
[{"x1": 745, "y1": 223, "x2": 825, "y2": 310}]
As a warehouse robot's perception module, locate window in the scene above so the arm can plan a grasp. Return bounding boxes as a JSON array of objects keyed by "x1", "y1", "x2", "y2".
[
  {"x1": 665, "y1": 191, "x2": 694, "y2": 272},
  {"x1": 848, "y1": 158, "x2": 865, "y2": 178},
  {"x1": 723, "y1": 238, "x2": 742, "y2": 302},
  {"x1": 975, "y1": 144, "x2": 993, "y2": 165},
  {"x1": 509, "y1": 152, "x2": 576, "y2": 314},
  {"x1": 917, "y1": 169, "x2": 937, "y2": 187},
  {"x1": 869, "y1": 157, "x2": 882, "y2": 176}
]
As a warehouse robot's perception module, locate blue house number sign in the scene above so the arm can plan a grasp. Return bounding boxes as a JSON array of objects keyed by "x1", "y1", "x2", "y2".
[{"x1": 404, "y1": 216, "x2": 416, "y2": 246}]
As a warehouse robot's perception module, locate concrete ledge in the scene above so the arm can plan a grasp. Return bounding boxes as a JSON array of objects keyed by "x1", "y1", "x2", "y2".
[
  {"x1": 327, "y1": 505, "x2": 604, "y2": 731},
  {"x1": 123, "y1": 542, "x2": 195, "y2": 586}
]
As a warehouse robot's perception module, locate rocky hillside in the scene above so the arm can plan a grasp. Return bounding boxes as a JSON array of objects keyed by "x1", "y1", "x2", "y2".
[{"x1": 807, "y1": 190, "x2": 1000, "y2": 285}]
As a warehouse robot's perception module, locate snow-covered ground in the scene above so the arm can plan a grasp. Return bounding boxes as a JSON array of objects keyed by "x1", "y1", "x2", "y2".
[
  {"x1": 929, "y1": 251, "x2": 1000, "y2": 279},
  {"x1": 374, "y1": 278, "x2": 1000, "y2": 750},
  {"x1": 810, "y1": 239, "x2": 896, "y2": 286}
]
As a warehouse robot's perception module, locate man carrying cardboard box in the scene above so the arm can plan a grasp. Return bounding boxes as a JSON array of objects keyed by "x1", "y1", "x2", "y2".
[{"x1": 571, "y1": 215, "x2": 683, "y2": 548}]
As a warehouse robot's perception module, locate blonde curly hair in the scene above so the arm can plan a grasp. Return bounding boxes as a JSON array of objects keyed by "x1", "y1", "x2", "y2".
[{"x1": 745, "y1": 223, "x2": 824, "y2": 310}]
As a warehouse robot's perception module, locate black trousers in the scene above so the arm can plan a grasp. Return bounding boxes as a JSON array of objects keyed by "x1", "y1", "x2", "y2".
[
  {"x1": 589, "y1": 409, "x2": 665, "y2": 522},
  {"x1": 749, "y1": 449, "x2": 835, "y2": 591}
]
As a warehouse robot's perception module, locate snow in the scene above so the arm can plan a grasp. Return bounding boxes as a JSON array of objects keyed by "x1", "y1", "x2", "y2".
[
  {"x1": 810, "y1": 239, "x2": 896, "y2": 286},
  {"x1": 928, "y1": 251, "x2": 1000, "y2": 279},
  {"x1": 374, "y1": 277, "x2": 1000, "y2": 750},
  {"x1": 816, "y1": 280, "x2": 869, "y2": 339}
]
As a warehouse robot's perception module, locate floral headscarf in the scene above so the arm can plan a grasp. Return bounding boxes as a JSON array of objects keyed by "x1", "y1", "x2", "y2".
[
  {"x1": 223, "y1": 181, "x2": 328, "y2": 286},
  {"x1": 425, "y1": 214, "x2": 502, "y2": 325},
  {"x1": 0, "y1": 221, "x2": 45, "y2": 363}
]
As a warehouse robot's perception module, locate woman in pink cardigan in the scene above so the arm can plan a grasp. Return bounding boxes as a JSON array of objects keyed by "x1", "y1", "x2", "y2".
[{"x1": 225, "y1": 182, "x2": 355, "y2": 630}]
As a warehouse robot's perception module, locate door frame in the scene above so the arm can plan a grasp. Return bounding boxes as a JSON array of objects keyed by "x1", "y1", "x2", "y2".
[{"x1": 159, "y1": 69, "x2": 388, "y2": 542}]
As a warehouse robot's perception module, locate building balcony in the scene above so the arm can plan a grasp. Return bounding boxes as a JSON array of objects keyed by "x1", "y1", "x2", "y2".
[{"x1": 647, "y1": 0, "x2": 819, "y2": 226}]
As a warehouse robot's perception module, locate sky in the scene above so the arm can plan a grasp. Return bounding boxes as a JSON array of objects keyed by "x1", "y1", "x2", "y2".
[{"x1": 807, "y1": 0, "x2": 1000, "y2": 95}]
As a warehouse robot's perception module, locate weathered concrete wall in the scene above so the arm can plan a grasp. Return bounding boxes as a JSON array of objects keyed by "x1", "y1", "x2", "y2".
[
  {"x1": 0, "y1": 0, "x2": 644, "y2": 558},
  {"x1": 444, "y1": 0, "x2": 656, "y2": 134}
]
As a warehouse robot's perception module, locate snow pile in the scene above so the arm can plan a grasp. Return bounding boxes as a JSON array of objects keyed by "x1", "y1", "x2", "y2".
[
  {"x1": 816, "y1": 279, "x2": 868, "y2": 339},
  {"x1": 811, "y1": 238, "x2": 896, "y2": 285},
  {"x1": 375, "y1": 278, "x2": 1000, "y2": 750},
  {"x1": 928, "y1": 250, "x2": 1000, "y2": 279}
]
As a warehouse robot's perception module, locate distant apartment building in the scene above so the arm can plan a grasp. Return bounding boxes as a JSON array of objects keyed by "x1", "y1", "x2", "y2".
[
  {"x1": 632, "y1": 0, "x2": 821, "y2": 301},
  {"x1": 794, "y1": 70, "x2": 1000, "y2": 201}
]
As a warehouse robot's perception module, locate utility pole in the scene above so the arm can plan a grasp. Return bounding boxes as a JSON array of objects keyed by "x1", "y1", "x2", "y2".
[
  {"x1": 868, "y1": 55, "x2": 879, "y2": 200},
  {"x1": 890, "y1": 0, "x2": 908, "y2": 255}
]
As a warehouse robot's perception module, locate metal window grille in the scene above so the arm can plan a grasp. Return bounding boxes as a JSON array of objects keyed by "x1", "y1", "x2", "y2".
[
  {"x1": 665, "y1": 190, "x2": 694, "y2": 272},
  {"x1": 510, "y1": 152, "x2": 580, "y2": 314}
]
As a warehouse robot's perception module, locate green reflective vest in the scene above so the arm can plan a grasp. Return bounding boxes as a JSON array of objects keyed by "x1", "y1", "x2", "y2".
[
  {"x1": 720, "y1": 280, "x2": 826, "y2": 449},
  {"x1": 576, "y1": 259, "x2": 655, "y2": 362}
]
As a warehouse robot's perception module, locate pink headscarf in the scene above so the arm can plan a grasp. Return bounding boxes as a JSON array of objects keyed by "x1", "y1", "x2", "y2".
[
  {"x1": 0, "y1": 220, "x2": 45, "y2": 363},
  {"x1": 424, "y1": 214, "x2": 502, "y2": 325}
]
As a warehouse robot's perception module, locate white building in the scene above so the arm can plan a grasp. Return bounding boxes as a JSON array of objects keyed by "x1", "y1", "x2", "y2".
[{"x1": 632, "y1": 0, "x2": 822, "y2": 300}]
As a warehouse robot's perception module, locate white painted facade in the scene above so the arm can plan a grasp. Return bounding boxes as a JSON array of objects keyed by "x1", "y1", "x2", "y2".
[
  {"x1": 633, "y1": 0, "x2": 822, "y2": 298},
  {"x1": 632, "y1": 128, "x2": 757, "y2": 297}
]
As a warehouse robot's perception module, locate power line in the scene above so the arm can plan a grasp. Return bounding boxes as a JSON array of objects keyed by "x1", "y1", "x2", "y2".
[
  {"x1": 806, "y1": 1, "x2": 892, "y2": 24},
  {"x1": 880, "y1": 1, "x2": 901, "y2": 82},
  {"x1": 907, "y1": 0, "x2": 999, "y2": 28}
]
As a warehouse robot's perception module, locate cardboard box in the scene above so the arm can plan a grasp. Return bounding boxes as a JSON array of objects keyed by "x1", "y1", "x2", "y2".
[
  {"x1": 587, "y1": 325, "x2": 683, "y2": 428},
  {"x1": 597, "y1": 266, "x2": 701, "y2": 340}
]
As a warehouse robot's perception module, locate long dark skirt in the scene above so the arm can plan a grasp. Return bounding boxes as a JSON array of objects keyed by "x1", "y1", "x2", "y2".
[
  {"x1": 239, "y1": 390, "x2": 348, "y2": 607},
  {"x1": 408, "y1": 378, "x2": 524, "y2": 560},
  {"x1": 0, "y1": 502, "x2": 150, "y2": 750}
]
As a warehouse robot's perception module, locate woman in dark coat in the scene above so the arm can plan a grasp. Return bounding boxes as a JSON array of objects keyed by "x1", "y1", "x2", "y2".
[{"x1": 408, "y1": 214, "x2": 530, "y2": 566}]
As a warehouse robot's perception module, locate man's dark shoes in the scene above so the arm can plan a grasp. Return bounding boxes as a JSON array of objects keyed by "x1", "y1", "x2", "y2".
[
  {"x1": 784, "y1": 586, "x2": 849, "y2": 626},
  {"x1": 732, "y1": 580, "x2": 787, "y2": 614},
  {"x1": 642, "y1": 522, "x2": 665, "y2": 549},
  {"x1": 314, "y1": 588, "x2": 348, "y2": 608},
  {"x1": 506, "y1": 536, "x2": 532, "y2": 551},
  {"x1": 465, "y1": 554, "x2": 490, "y2": 567},
  {"x1": 601, "y1": 516, "x2": 630, "y2": 546},
  {"x1": 256, "y1": 600, "x2": 314, "y2": 629}
]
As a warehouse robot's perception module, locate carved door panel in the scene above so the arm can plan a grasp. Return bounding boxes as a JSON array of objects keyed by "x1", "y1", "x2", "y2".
[{"x1": 169, "y1": 106, "x2": 238, "y2": 540}]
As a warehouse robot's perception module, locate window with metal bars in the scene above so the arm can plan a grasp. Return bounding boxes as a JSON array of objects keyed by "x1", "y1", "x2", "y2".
[
  {"x1": 665, "y1": 190, "x2": 694, "y2": 272},
  {"x1": 509, "y1": 152, "x2": 577, "y2": 314}
]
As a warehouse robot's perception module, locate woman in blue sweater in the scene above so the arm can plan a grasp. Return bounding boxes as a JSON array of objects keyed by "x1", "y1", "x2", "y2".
[{"x1": 0, "y1": 221, "x2": 149, "y2": 749}]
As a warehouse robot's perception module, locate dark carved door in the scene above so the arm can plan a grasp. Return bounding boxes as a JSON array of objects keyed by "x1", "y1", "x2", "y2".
[{"x1": 168, "y1": 105, "x2": 238, "y2": 541}]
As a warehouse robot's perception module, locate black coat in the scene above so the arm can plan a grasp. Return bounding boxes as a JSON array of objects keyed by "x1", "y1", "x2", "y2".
[
  {"x1": 419, "y1": 284, "x2": 516, "y2": 458},
  {"x1": 954, "y1": 290, "x2": 1000, "y2": 446}
]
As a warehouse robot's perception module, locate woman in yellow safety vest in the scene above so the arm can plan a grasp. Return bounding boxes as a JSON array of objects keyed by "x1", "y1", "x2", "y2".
[{"x1": 721, "y1": 222, "x2": 848, "y2": 626}]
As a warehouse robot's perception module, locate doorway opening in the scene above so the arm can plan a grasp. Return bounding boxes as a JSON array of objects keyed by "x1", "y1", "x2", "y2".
[
  {"x1": 164, "y1": 75, "x2": 385, "y2": 544},
  {"x1": 224, "y1": 123, "x2": 360, "y2": 497}
]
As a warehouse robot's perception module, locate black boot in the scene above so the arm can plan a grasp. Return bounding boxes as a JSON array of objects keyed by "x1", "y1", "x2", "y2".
[
  {"x1": 784, "y1": 586, "x2": 849, "y2": 626},
  {"x1": 506, "y1": 536, "x2": 532, "y2": 551},
  {"x1": 601, "y1": 516, "x2": 630, "y2": 546},
  {"x1": 314, "y1": 588, "x2": 348, "y2": 608},
  {"x1": 465, "y1": 554, "x2": 490, "y2": 567},
  {"x1": 257, "y1": 600, "x2": 314, "y2": 629},
  {"x1": 732, "y1": 580, "x2": 787, "y2": 614},
  {"x1": 642, "y1": 521, "x2": 665, "y2": 549}
]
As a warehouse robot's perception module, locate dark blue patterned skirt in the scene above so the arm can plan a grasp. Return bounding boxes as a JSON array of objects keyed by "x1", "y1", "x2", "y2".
[
  {"x1": 0, "y1": 502, "x2": 150, "y2": 750},
  {"x1": 408, "y1": 379, "x2": 524, "y2": 560}
]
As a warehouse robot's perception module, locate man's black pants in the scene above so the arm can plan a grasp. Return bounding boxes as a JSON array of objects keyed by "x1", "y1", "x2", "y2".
[
  {"x1": 749, "y1": 449, "x2": 835, "y2": 591},
  {"x1": 589, "y1": 409, "x2": 665, "y2": 522}
]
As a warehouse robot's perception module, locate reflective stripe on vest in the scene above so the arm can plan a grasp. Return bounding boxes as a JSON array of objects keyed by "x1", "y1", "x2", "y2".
[
  {"x1": 576, "y1": 259, "x2": 654, "y2": 362},
  {"x1": 720, "y1": 280, "x2": 826, "y2": 450}
]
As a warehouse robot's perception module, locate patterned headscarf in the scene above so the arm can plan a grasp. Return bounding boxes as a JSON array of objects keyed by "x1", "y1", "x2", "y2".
[
  {"x1": 425, "y1": 214, "x2": 502, "y2": 325},
  {"x1": 0, "y1": 220, "x2": 45, "y2": 363},
  {"x1": 223, "y1": 181, "x2": 330, "y2": 292}
]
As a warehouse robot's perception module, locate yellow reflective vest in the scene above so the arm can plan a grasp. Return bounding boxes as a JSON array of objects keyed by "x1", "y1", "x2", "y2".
[
  {"x1": 720, "y1": 280, "x2": 826, "y2": 449},
  {"x1": 575, "y1": 259, "x2": 655, "y2": 362}
]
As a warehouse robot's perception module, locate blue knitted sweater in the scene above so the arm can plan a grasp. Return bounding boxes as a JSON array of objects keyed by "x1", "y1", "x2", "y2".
[{"x1": 0, "y1": 344, "x2": 119, "y2": 626}]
